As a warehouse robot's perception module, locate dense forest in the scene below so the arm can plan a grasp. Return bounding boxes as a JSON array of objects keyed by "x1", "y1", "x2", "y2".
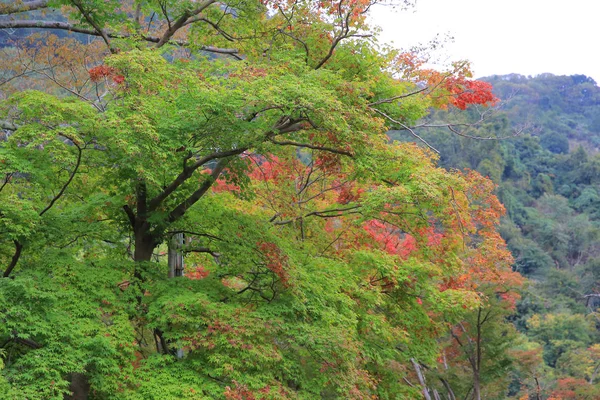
[
  {"x1": 0, "y1": 1, "x2": 598, "y2": 399},
  {"x1": 391, "y1": 72, "x2": 600, "y2": 399}
]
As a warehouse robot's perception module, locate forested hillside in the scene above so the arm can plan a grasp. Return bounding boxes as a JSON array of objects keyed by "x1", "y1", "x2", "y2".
[
  {"x1": 0, "y1": 1, "x2": 598, "y2": 400},
  {"x1": 391, "y1": 73, "x2": 600, "y2": 399}
]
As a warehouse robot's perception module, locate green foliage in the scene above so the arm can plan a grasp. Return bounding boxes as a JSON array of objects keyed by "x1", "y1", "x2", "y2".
[
  {"x1": 0, "y1": 1, "x2": 534, "y2": 399},
  {"x1": 0, "y1": 255, "x2": 135, "y2": 399},
  {"x1": 527, "y1": 313, "x2": 597, "y2": 367},
  {"x1": 540, "y1": 131, "x2": 569, "y2": 154}
]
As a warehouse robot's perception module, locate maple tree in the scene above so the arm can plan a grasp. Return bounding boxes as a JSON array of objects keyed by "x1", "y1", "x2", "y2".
[{"x1": 0, "y1": 1, "x2": 521, "y2": 399}]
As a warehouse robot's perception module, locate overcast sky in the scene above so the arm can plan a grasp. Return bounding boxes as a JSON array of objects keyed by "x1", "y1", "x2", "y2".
[{"x1": 369, "y1": 0, "x2": 600, "y2": 84}]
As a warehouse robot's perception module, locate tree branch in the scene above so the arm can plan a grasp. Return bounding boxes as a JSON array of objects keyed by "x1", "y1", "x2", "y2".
[
  {"x1": 70, "y1": 0, "x2": 113, "y2": 51},
  {"x1": 166, "y1": 230, "x2": 222, "y2": 242},
  {"x1": 155, "y1": 0, "x2": 218, "y2": 47},
  {"x1": 0, "y1": 21, "x2": 240, "y2": 57},
  {"x1": 367, "y1": 87, "x2": 428, "y2": 106},
  {"x1": 269, "y1": 138, "x2": 353, "y2": 157},
  {"x1": 446, "y1": 124, "x2": 525, "y2": 140},
  {"x1": 38, "y1": 138, "x2": 82, "y2": 216},
  {"x1": 3, "y1": 240, "x2": 24, "y2": 278},
  {"x1": 167, "y1": 158, "x2": 228, "y2": 223},
  {"x1": 148, "y1": 147, "x2": 247, "y2": 211},
  {"x1": 273, "y1": 205, "x2": 361, "y2": 225},
  {"x1": 370, "y1": 108, "x2": 440, "y2": 154},
  {"x1": 14, "y1": 336, "x2": 42, "y2": 349},
  {"x1": 123, "y1": 205, "x2": 136, "y2": 228},
  {"x1": 314, "y1": 2, "x2": 352, "y2": 70},
  {"x1": 184, "y1": 246, "x2": 220, "y2": 258},
  {"x1": 440, "y1": 378, "x2": 457, "y2": 400},
  {"x1": 0, "y1": 0, "x2": 49, "y2": 15},
  {"x1": 186, "y1": 17, "x2": 235, "y2": 42},
  {"x1": 1, "y1": 120, "x2": 18, "y2": 131},
  {"x1": 0, "y1": 173, "x2": 13, "y2": 194},
  {"x1": 410, "y1": 358, "x2": 432, "y2": 400}
]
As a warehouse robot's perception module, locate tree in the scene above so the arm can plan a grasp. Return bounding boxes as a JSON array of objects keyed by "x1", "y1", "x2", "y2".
[
  {"x1": 0, "y1": 1, "x2": 509, "y2": 398},
  {"x1": 430, "y1": 172, "x2": 523, "y2": 400}
]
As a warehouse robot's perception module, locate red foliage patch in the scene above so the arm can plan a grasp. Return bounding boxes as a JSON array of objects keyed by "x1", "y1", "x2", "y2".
[
  {"x1": 548, "y1": 377, "x2": 589, "y2": 400},
  {"x1": 363, "y1": 219, "x2": 418, "y2": 259},
  {"x1": 445, "y1": 79, "x2": 497, "y2": 110},
  {"x1": 257, "y1": 241, "x2": 290, "y2": 286},
  {"x1": 186, "y1": 265, "x2": 210, "y2": 280},
  {"x1": 88, "y1": 65, "x2": 125, "y2": 84},
  {"x1": 224, "y1": 381, "x2": 256, "y2": 400}
]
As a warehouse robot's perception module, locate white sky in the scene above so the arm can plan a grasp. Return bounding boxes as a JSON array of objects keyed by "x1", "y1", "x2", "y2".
[{"x1": 369, "y1": 0, "x2": 600, "y2": 84}]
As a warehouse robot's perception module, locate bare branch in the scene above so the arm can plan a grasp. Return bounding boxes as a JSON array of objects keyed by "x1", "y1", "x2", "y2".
[
  {"x1": 0, "y1": 173, "x2": 13, "y2": 193},
  {"x1": 446, "y1": 124, "x2": 525, "y2": 140},
  {"x1": 273, "y1": 205, "x2": 361, "y2": 225},
  {"x1": 368, "y1": 87, "x2": 428, "y2": 106},
  {"x1": 35, "y1": 68, "x2": 103, "y2": 111},
  {"x1": 269, "y1": 138, "x2": 353, "y2": 157},
  {"x1": 184, "y1": 246, "x2": 220, "y2": 258},
  {"x1": 314, "y1": 0, "x2": 351, "y2": 70},
  {"x1": 38, "y1": 137, "x2": 83, "y2": 216},
  {"x1": 370, "y1": 108, "x2": 440, "y2": 154},
  {"x1": 70, "y1": 0, "x2": 113, "y2": 51}
]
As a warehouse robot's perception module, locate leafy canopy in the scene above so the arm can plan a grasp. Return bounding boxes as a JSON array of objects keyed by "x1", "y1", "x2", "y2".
[{"x1": 0, "y1": 0, "x2": 513, "y2": 399}]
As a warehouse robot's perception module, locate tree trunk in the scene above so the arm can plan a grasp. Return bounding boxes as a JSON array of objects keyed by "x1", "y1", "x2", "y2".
[
  {"x1": 440, "y1": 378, "x2": 457, "y2": 400},
  {"x1": 168, "y1": 233, "x2": 185, "y2": 278},
  {"x1": 411, "y1": 358, "x2": 432, "y2": 400},
  {"x1": 473, "y1": 373, "x2": 481, "y2": 400},
  {"x1": 167, "y1": 233, "x2": 185, "y2": 358},
  {"x1": 64, "y1": 373, "x2": 90, "y2": 400},
  {"x1": 133, "y1": 220, "x2": 156, "y2": 262},
  {"x1": 473, "y1": 307, "x2": 483, "y2": 400}
]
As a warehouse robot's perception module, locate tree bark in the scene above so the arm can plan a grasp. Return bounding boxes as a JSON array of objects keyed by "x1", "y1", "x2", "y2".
[
  {"x1": 473, "y1": 374, "x2": 481, "y2": 400},
  {"x1": 411, "y1": 358, "x2": 432, "y2": 400},
  {"x1": 168, "y1": 233, "x2": 185, "y2": 278},
  {"x1": 440, "y1": 378, "x2": 457, "y2": 400},
  {"x1": 133, "y1": 226, "x2": 156, "y2": 262},
  {"x1": 473, "y1": 308, "x2": 483, "y2": 400},
  {"x1": 167, "y1": 233, "x2": 185, "y2": 358},
  {"x1": 3, "y1": 240, "x2": 23, "y2": 278}
]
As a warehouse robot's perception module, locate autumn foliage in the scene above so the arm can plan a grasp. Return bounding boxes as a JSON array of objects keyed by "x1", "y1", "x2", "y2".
[
  {"x1": 0, "y1": 0, "x2": 528, "y2": 399},
  {"x1": 88, "y1": 65, "x2": 124, "y2": 84}
]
